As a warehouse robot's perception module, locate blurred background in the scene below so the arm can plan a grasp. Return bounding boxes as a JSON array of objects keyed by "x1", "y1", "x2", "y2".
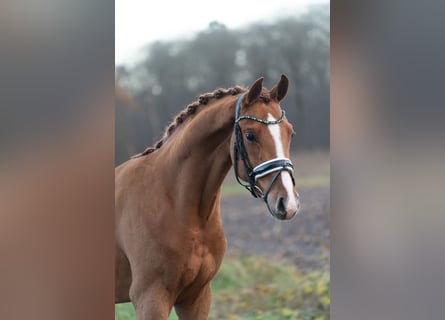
[
  {"x1": 3, "y1": 1, "x2": 445, "y2": 319},
  {"x1": 115, "y1": 1, "x2": 330, "y2": 319},
  {"x1": 115, "y1": 1, "x2": 329, "y2": 164}
]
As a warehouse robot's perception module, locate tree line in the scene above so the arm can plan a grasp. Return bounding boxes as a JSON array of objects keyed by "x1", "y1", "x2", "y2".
[{"x1": 116, "y1": 4, "x2": 329, "y2": 165}]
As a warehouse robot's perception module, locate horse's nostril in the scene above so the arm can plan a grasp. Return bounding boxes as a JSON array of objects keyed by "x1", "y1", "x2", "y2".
[{"x1": 277, "y1": 197, "x2": 285, "y2": 213}]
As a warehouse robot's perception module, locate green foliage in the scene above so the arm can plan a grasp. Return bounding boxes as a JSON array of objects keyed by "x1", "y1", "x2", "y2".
[
  {"x1": 114, "y1": 303, "x2": 179, "y2": 320},
  {"x1": 115, "y1": 256, "x2": 330, "y2": 320},
  {"x1": 115, "y1": 303, "x2": 134, "y2": 320},
  {"x1": 211, "y1": 257, "x2": 330, "y2": 320}
]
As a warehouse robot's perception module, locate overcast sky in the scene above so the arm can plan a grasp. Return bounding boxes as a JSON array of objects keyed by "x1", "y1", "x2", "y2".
[{"x1": 116, "y1": 0, "x2": 329, "y2": 66}]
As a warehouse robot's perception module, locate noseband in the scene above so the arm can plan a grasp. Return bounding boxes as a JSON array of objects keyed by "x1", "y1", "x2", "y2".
[{"x1": 233, "y1": 93, "x2": 295, "y2": 203}]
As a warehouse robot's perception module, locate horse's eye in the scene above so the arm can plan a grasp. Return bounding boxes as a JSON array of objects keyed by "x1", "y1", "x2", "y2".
[{"x1": 245, "y1": 132, "x2": 256, "y2": 142}]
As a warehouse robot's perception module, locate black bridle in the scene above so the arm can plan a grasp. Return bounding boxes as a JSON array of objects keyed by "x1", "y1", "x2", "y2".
[{"x1": 233, "y1": 93, "x2": 295, "y2": 204}]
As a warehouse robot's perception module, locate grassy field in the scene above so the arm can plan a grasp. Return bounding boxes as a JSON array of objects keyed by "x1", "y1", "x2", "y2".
[{"x1": 115, "y1": 256, "x2": 329, "y2": 320}]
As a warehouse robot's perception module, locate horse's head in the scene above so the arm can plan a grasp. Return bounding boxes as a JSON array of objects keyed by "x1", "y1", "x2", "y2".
[{"x1": 230, "y1": 75, "x2": 300, "y2": 220}]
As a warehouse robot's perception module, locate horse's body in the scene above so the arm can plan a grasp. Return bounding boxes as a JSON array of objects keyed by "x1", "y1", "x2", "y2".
[{"x1": 115, "y1": 76, "x2": 299, "y2": 319}]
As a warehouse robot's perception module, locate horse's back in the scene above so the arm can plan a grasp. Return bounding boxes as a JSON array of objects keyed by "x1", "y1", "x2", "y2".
[{"x1": 115, "y1": 155, "x2": 157, "y2": 219}]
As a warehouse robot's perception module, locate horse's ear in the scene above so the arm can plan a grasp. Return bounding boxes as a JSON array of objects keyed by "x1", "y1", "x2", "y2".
[
  {"x1": 270, "y1": 74, "x2": 289, "y2": 102},
  {"x1": 246, "y1": 77, "x2": 264, "y2": 105}
]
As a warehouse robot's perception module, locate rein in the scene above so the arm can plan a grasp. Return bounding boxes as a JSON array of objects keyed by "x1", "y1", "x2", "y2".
[{"x1": 233, "y1": 93, "x2": 295, "y2": 204}]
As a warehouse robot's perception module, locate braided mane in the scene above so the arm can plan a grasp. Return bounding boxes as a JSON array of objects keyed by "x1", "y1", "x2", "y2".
[{"x1": 132, "y1": 85, "x2": 272, "y2": 158}]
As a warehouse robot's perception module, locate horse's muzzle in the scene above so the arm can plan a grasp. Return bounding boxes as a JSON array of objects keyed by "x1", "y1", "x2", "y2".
[{"x1": 268, "y1": 195, "x2": 300, "y2": 220}]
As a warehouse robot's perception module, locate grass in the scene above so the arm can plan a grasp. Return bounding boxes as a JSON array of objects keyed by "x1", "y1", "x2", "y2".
[{"x1": 115, "y1": 256, "x2": 330, "y2": 320}]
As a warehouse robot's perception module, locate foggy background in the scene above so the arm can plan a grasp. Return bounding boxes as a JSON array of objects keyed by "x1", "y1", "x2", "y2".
[
  {"x1": 115, "y1": 2, "x2": 330, "y2": 319},
  {"x1": 4, "y1": 1, "x2": 445, "y2": 320},
  {"x1": 115, "y1": 3, "x2": 329, "y2": 164}
]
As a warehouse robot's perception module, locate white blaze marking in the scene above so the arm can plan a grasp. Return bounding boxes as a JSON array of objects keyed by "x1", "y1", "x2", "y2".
[{"x1": 267, "y1": 113, "x2": 298, "y2": 210}]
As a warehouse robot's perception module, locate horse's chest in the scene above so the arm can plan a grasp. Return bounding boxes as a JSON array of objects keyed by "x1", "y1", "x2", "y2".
[{"x1": 179, "y1": 234, "x2": 225, "y2": 290}]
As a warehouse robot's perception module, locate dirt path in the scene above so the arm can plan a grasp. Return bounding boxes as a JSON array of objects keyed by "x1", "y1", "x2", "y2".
[{"x1": 220, "y1": 184, "x2": 330, "y2": 272}]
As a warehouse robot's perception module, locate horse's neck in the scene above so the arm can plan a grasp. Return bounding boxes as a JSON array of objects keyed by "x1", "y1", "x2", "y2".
[{"x1": 162, "y1": 97, "x2": 237, "y2": 226}]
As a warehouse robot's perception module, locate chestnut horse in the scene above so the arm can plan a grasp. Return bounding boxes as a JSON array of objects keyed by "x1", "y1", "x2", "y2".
[{"x1": 115, "y1": 75, "x2": 300, "y2": 319}]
